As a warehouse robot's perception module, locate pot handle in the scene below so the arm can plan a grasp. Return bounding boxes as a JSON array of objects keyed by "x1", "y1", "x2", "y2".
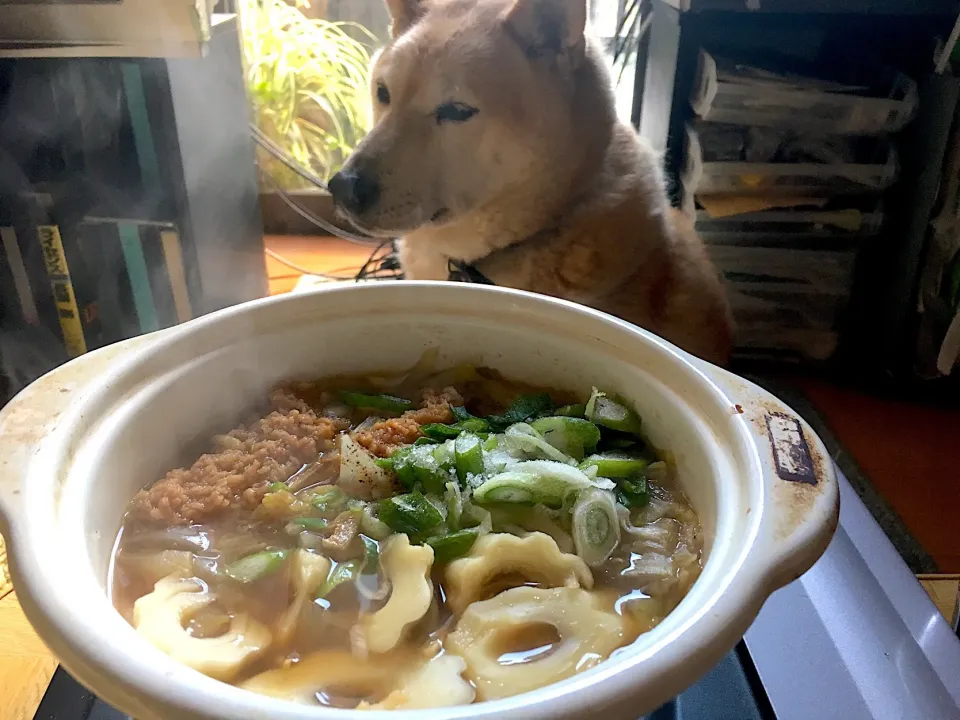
[
  {"x1": 0, "y1": 334, "x2": 161, "y2": 539},
  {"x1": 695, "y1": 361, "x2": 840, "y2": 592}
]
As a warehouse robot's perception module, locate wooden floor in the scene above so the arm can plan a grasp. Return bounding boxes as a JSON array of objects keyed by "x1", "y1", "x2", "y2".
[
  {"x1": 793, "y1": 376, "x2": 960, "y2": 573},
  {"x1": 264, "y1": 234, "x2": 960, "y2": 572},
  {"x1": 0, "y1": 593, "x2": 58, "y2": 720},
  {"x1": 265, "y1": 235, "x2": 373, "y2": 295}
]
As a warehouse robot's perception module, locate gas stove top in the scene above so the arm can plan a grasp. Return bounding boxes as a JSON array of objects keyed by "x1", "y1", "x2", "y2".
[{"x1": 32, "y1": 471, "x2": 960, "y2": 720}]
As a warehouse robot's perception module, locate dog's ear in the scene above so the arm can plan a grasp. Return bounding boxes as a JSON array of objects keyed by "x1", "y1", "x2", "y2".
[
  {"x1": 384, "y1": 0, "x2": 424, "y2": 37},
  {"x1": 503, "y1": 0, "x2": 587, "y2": 62}
]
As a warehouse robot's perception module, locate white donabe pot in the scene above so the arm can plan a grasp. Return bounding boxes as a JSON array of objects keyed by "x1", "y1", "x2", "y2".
[{"x1": 0, "y1": 282, "x2": 838, "y2": 720}]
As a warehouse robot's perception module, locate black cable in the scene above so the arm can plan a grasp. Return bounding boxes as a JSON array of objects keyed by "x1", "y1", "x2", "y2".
[
  {"x1": 248, "y1": 122, "x2": 404, "y2": 281},
  {"x1": 258, "y1": 168, "x2": 381, "y2": 246},
  {"x1": 250, "y1": 123, "x2": 330, "y2": 190},
  {"x1": 613, "y1": 0, "x2": 641, "y2": 60}
]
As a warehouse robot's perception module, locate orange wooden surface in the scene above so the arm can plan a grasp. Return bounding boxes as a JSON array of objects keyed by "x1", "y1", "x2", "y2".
[
  {"x1": 264, "y1": 235, "x2": 373, "y2": 295},
  {"x1": 793, "y1": 377, "x2": 960, "y2": 573},
  {"x1": 0, "y1": 592, "x2": 58, "y2": 720}
]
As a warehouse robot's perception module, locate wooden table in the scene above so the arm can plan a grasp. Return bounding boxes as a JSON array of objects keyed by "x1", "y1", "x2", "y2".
[
  {"x1": 264, "y1": 235, "x2": 373, "y2": 295},
  {"x1": 0, "y1": 592, "x2": 58, "y2": 720}
]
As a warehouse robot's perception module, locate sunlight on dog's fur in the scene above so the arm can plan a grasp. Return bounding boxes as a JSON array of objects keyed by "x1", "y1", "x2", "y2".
[{"x1": 329, "y1": 0, "x2": 734, "y2": 365}]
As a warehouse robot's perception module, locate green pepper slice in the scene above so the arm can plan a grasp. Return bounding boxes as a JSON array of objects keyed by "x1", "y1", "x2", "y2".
[
  {"x1": 378, "y1": 491, "x2": 445, "y2": 536},
  {"x1": 426, "y1": 528, "x2": 479, "y2": 563},
  {"x1": 225, "y1": 549, "x2": 290, "y2": 583},
  {"x1": 455, "y1": 432, "x2": 485, "y2": 484},
  {"x1": 579, "y1": 452, "x2": 650, "y2": 478},
  {"x1": 340, "y1": 391, "x2": 413, "y2": 413},
  {"x1": 585, "y1": 388, "x2": 642, "y2": 435},
  {"x1": 530, "y1": 416, "x2": 601, "y2": 460}
]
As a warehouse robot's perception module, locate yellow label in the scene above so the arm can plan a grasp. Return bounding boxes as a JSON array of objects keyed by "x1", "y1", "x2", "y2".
[
  {"x1": 37, "y1": 225, "x2": 87, "y2": 357},
  {"x1": 160, "y1": 229, "x2": 192, "y2": 323}
]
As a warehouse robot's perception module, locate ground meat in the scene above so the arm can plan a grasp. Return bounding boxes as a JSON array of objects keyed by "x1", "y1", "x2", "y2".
[
  {"x1": 353, "y1": 386, "x2": 463, "y2": 457},
  {"x1": 131, "y1": 391, "x2": 346, "y2": 525}
]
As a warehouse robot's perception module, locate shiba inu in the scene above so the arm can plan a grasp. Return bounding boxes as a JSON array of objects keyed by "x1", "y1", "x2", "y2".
[{"x1": 329, "y1": 0, "x2": 733, "y2": 364}]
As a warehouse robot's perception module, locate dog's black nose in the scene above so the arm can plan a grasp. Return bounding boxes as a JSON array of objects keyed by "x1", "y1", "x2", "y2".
[{"x1": 328, "y1": 169, "x2": 380, "y2": 215}]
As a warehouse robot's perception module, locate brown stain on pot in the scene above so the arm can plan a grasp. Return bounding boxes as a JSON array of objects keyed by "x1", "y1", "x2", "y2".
[{"x1": 714, "y1": 370, "x2": 836, "y2": 545}]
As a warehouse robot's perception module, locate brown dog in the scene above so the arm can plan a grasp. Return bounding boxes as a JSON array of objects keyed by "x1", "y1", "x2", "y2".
[{"x1": 329, "y1": 0, "x2": 733, "y2": 365}]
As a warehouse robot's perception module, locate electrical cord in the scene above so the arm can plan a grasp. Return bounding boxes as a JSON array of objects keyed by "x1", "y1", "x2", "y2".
[
  {"x1": 258, "y1": 168, "x2": 380, "y2": 245},
  {"x1": 249, "y1": 124, "x2": 404, "y2": 282},
  {"x1": 264, "y1": 248, "x2": 366, "y2": 279},
  {"x1": 250, "y1": 124, "x2": 384, "y2": 245},
  {"x1": 250, "y1": 123, "x2": 330, "y2": 189}
]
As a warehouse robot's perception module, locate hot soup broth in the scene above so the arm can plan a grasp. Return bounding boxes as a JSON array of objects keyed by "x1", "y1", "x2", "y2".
[{"x1": 111, "y1": 359, "x2": 703, "y2": 708}]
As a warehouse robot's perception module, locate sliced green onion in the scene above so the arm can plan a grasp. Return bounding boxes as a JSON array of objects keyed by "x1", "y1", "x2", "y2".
[
  {"x1": 530, "y1": 416, "x2": 601, "y2": 460},
  {"x1": 311, "y1": 487, "x2": 348, "y2": 514},
  {"x1": 358, "y1": 504, "x2": 393, "y2": 540},
  {"x1": 410, "y1": 445, "x2": 452, "y2": 494},
  {"x1": 585, "y1": 388, "x2": 642, "y2": 435},
  {"x1": 360, "y1": 535, "x2": 380, "y2": 574},
  {"x1": 290, "y1": 517, "x2": 329, "y2": 532},
  {"x1": 489, "y1": 504, "x2": 575, "y2": 553},
  {"x1": 384, "y1": 445, "x2": 451, "y2": 494},
  {"x1": 340, "y1": 391, "x2": 413, "y2": 413},
  {"x1": 426, "y1": 528, "x2": 479, "y2": 563},
  {"x1": 455, "y1": 432, "x2": 485, "y2": 485},
  {"x1": 645, "y1": 461, "x2": 668, "y2": 484},
  {"x1": 225, "y1": 549, "x2": 290, "y2": 583},
  {"x1": 555, "y1": 403, "x2": 586, "y2": 418},
  {"x1": 378, "y1": 491, "x2": 445, "y2": 536},
  {"x1": 445, "y1": 482, "x2": 463, "y2": 531},
  {"x1": 315, "y1": 558, "x2": 362, "y2": 598},
  {"x1": 421, "y1": 417, "x2": 490, "y2": 440},
  {"x1": 473, "y1": 460, "x2": 594, "y2": 507},
  {"x1": 503, "y1": 423, "x2": 575, "y2": 464},
  {"x1": 425, "y1": 493, "x2": 449, "y2": 523},
  {"x1": 383, "y1": 446, "x2": 417, "y2": 489},
  {"x1": 461, "y1": 503, "x2": 493, "y2": 534},
  {"x1": 461, "y1": 418, "x2": 490, "y2": 433},
  {"x1": 432, "y1": 439, "x2": 457, "y2": 473},
  {"x1": 413, "y1": 436, "x2": 440, "y2": 446},
  {"x1": 486, "y1": 393, "x2": 555, "y2": 431},
  {"x1": 579, "y1": 452, "x2": 650, "y2": 478},
  {"x1": 268, "y1": 482, "x2": 288, "y2": 493},
  {"x1": 571, "y1": 488, "x2": 620, "y2": 567}
]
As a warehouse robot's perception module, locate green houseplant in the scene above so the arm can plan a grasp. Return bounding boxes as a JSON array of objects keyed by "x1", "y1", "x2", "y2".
[{"x1": 239, "y1": 0, "x2": 375, "y2": 189}]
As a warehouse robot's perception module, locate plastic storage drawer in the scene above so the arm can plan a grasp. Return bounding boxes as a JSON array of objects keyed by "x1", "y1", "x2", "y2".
[
  {"x1": 690, "y1": 50, "x2": 918, "y2": 136},
  {"x1": 706, "y1": 245, "x2": 857, "y2": 296},
  {"x1": 696, "y1": 209, "x2": 883, "y2": 247},
  {"x1": 683, "y1": 125, "x2": 899, "y2": 199}
]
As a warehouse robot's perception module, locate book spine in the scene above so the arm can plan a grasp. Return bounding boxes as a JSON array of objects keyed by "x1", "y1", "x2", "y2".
[
  {"x1": 117, "y1": 221, "x2": 159, "y2": 333},
  {"x1": 0, "y1": 225, "x2": 40, "y2": 326},
  {"x1": 159, "y1": 229, "x2": 192, "y2": 323},
  {"x1": 36, "y1": 224, "x2": 87, "y2": 357}
]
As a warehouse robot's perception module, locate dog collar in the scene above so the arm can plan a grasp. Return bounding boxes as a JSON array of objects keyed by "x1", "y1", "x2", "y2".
[{"x1": 447, "y1": 258, "x2": 496, "y2": 285}]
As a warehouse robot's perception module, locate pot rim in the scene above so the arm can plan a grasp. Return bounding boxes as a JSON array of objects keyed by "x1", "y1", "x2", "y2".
[{"x1": 0, "y1": 281, "x2": 838, "y2": 719}]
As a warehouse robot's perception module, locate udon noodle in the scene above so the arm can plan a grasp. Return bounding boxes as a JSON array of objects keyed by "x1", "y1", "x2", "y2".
[{"x1": 111, "y1": 356, "x2": 703, "y2": 708}]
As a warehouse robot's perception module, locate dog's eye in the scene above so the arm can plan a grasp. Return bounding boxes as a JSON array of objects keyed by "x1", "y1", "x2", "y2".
[
  {"x1": 376, "y1": 83, "x2": 390, "y2": 105},
  {"x1": 435, "y1": 102, "x2": 478, "y2": 124}
]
